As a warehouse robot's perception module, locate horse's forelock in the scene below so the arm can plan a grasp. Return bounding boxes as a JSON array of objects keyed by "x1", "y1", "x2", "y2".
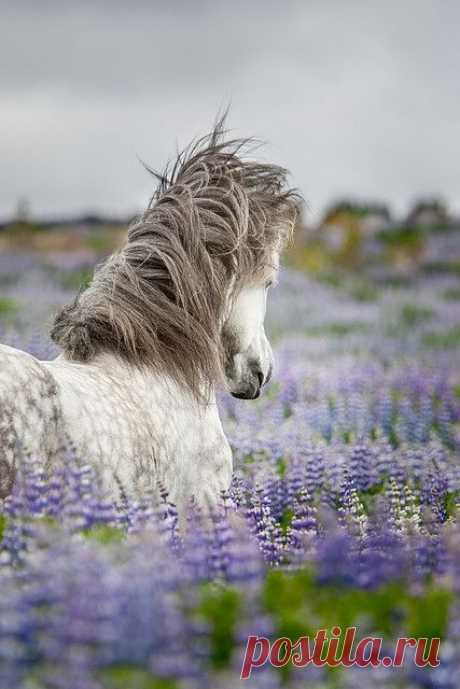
[{"x1": 51, "y1": 120, "x2": 300, "y2": 400}]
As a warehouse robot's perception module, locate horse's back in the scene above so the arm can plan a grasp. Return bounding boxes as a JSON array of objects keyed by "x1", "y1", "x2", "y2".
[{"x1": 0, "y1": 344, "x2": 62, "y2": 497}]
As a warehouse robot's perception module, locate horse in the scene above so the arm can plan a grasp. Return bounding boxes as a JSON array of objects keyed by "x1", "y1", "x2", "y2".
[{"x1": 0, "y1": 122, "x2": 298, "y2": 513}]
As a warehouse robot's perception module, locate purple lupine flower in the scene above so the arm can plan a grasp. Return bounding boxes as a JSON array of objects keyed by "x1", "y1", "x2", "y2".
[{"x1": 347, "y1": 442, "x2": 373, "y2": 491}]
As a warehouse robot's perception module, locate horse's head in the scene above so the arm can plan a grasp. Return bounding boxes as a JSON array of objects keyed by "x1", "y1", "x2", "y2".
[
  {"x1": 51, "y1": 118, "x2": 299, "y2": 404},
  {"x1": 222, "y1": 259, "x2": 278, "y2": 400}
]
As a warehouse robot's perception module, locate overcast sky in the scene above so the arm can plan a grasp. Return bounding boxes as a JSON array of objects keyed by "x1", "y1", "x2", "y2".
[{"x1": 1, "y1": 0, "x2": 459, "y2": 222}]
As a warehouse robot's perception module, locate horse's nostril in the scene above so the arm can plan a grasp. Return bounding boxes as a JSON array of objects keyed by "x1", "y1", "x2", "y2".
[{"x1": 256, "y1": 371, "x2": 264, "y2": 388}]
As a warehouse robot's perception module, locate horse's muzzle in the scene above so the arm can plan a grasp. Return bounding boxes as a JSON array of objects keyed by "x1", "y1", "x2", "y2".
[{"x1": 230, "y1": 369, "x2": 264, "y2": 400}]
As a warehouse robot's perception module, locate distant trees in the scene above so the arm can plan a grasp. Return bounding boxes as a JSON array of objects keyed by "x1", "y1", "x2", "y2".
[
  {"x1": 321, "y1": 200, "x2": 392, "y2": 230},
  {"x1": 317, "y1": 199, "x2": 393, "y2": 267},
  {"x1": 319, "y1": 196, "x2": 451, "y2": 232},
  {"x1": 298, "y1": 196, "x2": 455, "y2": 274},
  {"x1": 405, "y1": 197, "x2": 450, "y2": 228}
]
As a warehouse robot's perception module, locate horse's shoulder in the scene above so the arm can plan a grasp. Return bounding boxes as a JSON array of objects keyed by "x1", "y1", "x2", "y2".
[
  {"x1": 0, "y1": 344, "x2": 58, "y2": 399},
  {"x1": 0, "y1": 343, "x2": 41, "y2": 366}
]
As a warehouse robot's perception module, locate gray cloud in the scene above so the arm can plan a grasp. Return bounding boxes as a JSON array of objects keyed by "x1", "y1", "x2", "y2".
[{"x1": 1, "y1": 0, "x2": 459, "y2": 220}]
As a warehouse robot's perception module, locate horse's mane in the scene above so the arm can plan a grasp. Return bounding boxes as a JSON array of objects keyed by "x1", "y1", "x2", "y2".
[{"x1": 51, "y1": 118, "x2": 299, "y2": 400}]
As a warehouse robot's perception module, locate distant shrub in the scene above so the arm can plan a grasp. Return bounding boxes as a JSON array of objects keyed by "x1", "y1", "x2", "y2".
[
  {"x1": 379, "y1": 225, "x2": 424, "y2": 249},
  {"x1": 5, "y1": 221, "x2": 47, "y2": 233},
  {"x1": 285, "y1": 240, "x2": 333, "y2": 275}
]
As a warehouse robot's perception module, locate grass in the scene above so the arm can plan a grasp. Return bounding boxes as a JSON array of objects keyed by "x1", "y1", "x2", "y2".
[
  {"x1": 0, "y1": 273, "x2": 20, "y2": 288},
  {"x1": 101, "y1": 667, "x2": 178, "y2": 689},
  {"x1": 348, "y1": 281, "x2": 379, "y2": 302},
  {"x1": 424, "y1": 261, "x2": 460, "y2": 277},
  {"x1": 443, "y1": 287, "x2": 460, "y2": 301},
  {"x1": 423, "y1": 326, "x2": 460, "y2": 348},
  {"x1": 305, "y1": 321, "x2": 370, "y2": 337},
  {"x1": 0, "y1": 515, "x2": 6, "y2": 542},
  {"x1": 198, "y1": 585, "x2": 241, "y2": 669},
  {"x1": 314, "y1": 272, "x2": 379, "y2": 302},
  {"x1": 0, "y1": 296, "x2": 19, "y2": 318},
  {"x1": 85, "y1": 228, "x2": 124, "y2": 253},
  {"x1": 399, "y1": 303, "x2": 434, "y2": 327},
  {"x1": 82, "y1": 525, "x2": 125, "y2": 544},
  {"x1": 56, "y1": 267, "x2": 93, "y2": 291},
  {"x1": 385, "y1": 303, "x2": 435, "y2": 337},
  {"x1": 263, "y1": 568, "x2": 452, "y2": 674}
]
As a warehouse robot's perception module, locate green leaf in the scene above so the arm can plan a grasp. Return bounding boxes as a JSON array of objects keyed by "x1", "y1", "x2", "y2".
[
  {"x1": 197, "y1": 584, "x2": 241, "y2": 669},
  {"x1": 400, "y1": 303, "x2": 434, "y2": 327},
  {"x1": 0, "y1": 514, "x2": 6, "y2": 542},
  {"x1": 444, "y1": 491, "x2": 460, "y2": 519},
  {"x1": 82, "y1": 526, "x2": 125, "y2": 544},
  {"x1": 423, "y1": 326, "x2": 460, "y2": 348},
  {"x1": 406, "y1": 587, "x2": 452, "y2": 640},
  {"x1": 0, "y1": 297, "x2": 18, "y2": 317},
  {"x1": 279, "y1": 508, "x2": 294, "y2": 535},
  {"x1": 100, "y1": 665, "x2": 178, "y2": 689}
]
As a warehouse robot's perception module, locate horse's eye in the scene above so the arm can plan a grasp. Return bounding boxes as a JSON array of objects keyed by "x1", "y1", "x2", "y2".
[{"x1": 265, "y1": 280, "x2": 273, "y2": 290}]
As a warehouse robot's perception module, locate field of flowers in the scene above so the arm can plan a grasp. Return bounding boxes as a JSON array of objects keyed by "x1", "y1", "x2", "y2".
[{"x1": 0, "y1": 245, "x2": 460, "y2": 689}]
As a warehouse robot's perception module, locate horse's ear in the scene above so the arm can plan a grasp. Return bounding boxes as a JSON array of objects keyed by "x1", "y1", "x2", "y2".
[{"x1": 51, "y1": 302, "x2": 96, "y2": 361}]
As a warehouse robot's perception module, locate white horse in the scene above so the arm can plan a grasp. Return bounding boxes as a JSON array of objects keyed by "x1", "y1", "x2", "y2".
[{"x1": 0, "y1": 123, "x2": 297, "y2": 512}]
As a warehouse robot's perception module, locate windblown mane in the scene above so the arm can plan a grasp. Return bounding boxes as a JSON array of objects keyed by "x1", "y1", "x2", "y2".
[{"x1": 51, "y1": 119, "x2": 299, "y2": 399}]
